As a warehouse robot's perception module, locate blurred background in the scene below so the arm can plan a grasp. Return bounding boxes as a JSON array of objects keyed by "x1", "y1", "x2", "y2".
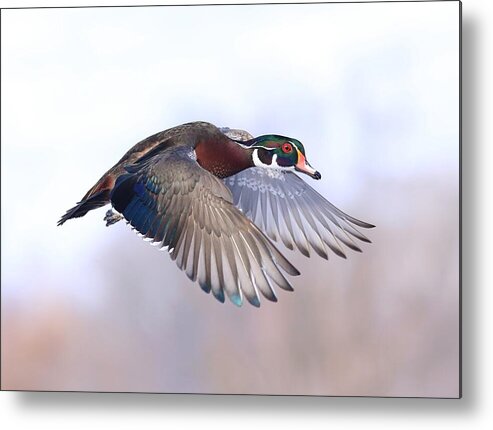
[{"x1": 1, "y1": 2, "x2": 459, "y2": 397}]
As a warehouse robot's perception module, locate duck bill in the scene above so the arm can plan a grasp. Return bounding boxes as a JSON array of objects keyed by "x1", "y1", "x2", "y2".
[{"x1": 295, "y1": 150, "x2": 321, "y2": 180}]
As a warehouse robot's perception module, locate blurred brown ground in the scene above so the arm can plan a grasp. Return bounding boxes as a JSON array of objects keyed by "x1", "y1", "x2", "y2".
[{"x1": 1, "y1": 174, "x2": 459, "y2": 397}]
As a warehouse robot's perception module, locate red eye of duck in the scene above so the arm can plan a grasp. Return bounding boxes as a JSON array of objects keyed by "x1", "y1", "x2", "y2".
[{"x1": 281, "y1": 143, "x2": 293, "y2": 153}]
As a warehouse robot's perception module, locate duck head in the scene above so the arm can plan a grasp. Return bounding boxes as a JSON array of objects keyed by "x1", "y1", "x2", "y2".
[{"x1": 240, "y1": 135, "x2": 321, "y2": 180}]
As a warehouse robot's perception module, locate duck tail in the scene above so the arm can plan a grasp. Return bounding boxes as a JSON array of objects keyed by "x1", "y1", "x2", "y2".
[{"x1": 57, "y1": 174, "x2": 115, "y2": 226}]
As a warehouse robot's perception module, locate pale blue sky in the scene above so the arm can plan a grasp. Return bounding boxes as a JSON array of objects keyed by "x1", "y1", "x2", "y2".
[{"x1": 2, "y1": 1, "x2": 459, "y2": 303}]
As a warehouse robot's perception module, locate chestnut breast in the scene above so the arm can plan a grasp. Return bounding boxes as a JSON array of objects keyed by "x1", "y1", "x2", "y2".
[{"x1": 195, "y1": 136, "x2": 252, "y2": 179}]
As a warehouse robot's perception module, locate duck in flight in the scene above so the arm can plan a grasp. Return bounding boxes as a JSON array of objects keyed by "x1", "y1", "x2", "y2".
[{"x1": 58, "y1": 121, "x2": 374, "y2": 307}]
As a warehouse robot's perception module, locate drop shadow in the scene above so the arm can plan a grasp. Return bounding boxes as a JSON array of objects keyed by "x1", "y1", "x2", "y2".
[
  {"x1": 14, "y1": 391, "x2": 463, "y2": 416},
  {"x1": 460, "y1": 8, "x2": 479, "y2": 413}
]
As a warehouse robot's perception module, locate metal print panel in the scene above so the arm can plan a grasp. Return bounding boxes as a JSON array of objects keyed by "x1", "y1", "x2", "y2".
[{"x1": 1, "y1": 1, "x2": 460, "y2": 398}]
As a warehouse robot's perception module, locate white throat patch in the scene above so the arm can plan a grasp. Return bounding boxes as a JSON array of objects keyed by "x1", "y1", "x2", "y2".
[
  {"x1": 252, "y1": 149, "x2": 295, "y2": 173},
  {"x1": 252, "y1": 149, "x2": 263, "y2": 167}
]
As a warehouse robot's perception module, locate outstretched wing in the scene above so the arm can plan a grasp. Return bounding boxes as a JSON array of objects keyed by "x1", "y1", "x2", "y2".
[
  {"x1": 110, "y1": 147, "x2": 299, "y2": 307},
  {"x1": 224, "y1": 168, "x2": 374, "y2": 259}
]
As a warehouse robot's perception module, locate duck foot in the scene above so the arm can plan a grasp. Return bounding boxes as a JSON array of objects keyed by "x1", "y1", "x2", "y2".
[{"x1": 104, "y1": 209, "x2": 123, "y2": 226}]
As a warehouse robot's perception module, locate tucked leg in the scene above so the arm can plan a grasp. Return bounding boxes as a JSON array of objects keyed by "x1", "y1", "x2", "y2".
[{"x1": 104, "y1": 209, "x2": 123, "y2": 226}]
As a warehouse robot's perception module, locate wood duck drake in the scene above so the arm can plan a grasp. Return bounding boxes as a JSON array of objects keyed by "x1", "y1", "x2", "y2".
[{"x1": 58, "y1": 121, "x2": 374, "y2": 307}]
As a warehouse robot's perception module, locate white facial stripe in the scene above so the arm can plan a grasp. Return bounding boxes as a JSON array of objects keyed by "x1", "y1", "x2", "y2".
[
  {"x1": 232, "y1": 140, "x2": 277, "y2": 151},
  {"x1": 236, "y1": 141, "x2": 253, "y2": 149}
]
